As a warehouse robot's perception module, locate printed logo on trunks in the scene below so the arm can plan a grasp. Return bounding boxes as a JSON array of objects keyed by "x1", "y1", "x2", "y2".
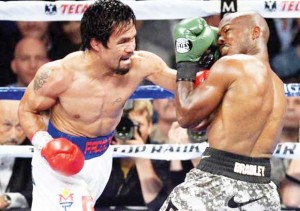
[
  {"x1": 227, "y1": 196, "x2": 263, "y2": 208},
  {"x1": 84, "y1": 139, "x2": 110, "y2": 155},
  {"x1": 58, "y1": 188, "x2": 74, "y2": 210},
  {"x1": 233, "y1": 162, "x2": 265, "y2": 176},
  {"x1": 175, "y1": 38, "x2": 192, "y2": 53}
]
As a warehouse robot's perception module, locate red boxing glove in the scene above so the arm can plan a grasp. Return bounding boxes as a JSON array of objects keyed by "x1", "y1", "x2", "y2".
[
  {"x1": 194, "y1": 70, "x2": 209, "y2": 88},
  {"x1": 32, "y1": 131, "x2": 84, "y2": 176},
  {"x1": 41, "y1": 138, "x2": 84, "y2": 176}
]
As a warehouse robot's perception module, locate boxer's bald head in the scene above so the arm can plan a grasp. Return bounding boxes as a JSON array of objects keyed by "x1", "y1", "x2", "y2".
[{"x1": 218, "y1": 11, "x2": 270, "y2": 56}]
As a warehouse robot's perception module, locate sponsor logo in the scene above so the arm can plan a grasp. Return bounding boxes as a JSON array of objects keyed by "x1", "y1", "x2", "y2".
[
  {"x1": 45, "y1": 3, "x2": 91, "y2": 16},
  {"x1": 221, "y1": 0, "x2": 237, "y2": 18},
  {"x1": 265, "y1": 1, "x2": 300, "y2": 12},
  {"x1": 58, "y1": 188, "x2": 74, "y2": 210},
  {"x1": 227, "y1": 196, "x2": 263, "y2": 208},
  {"x1": 281, "y1": 1, "x2": 300, "y2": 11},
  {"x1": 284, "y1": 83, "x2": 300, "y2": 97},
  {"x1": 84, "y1": 138, "x2": 110, "y2": 155},
  {"x1": 45, "y1": 4, "x2": 57, "y2": 15},
  {"x1": 60, "y1": 3, "x2": 90, "y2": 15},
  {"x1": 175, "y1": 38, "x2": 192, "y2": 53},
  {"x1": 265, "y1": 1, "x2": 277, "y2": 12},
  {"x1": 233, "y1": 162, "x2": 265, "y2": 176}
]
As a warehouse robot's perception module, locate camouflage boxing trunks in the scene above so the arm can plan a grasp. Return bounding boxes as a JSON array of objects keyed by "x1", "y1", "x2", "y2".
[{"x1": 160, "y1": 147, "x2": 280, "y2": 211}]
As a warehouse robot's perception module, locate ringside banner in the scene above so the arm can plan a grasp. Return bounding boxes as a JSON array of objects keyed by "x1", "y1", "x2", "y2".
[{"x1": 0, "y1": 0, "x2": 300, "y2": 21}]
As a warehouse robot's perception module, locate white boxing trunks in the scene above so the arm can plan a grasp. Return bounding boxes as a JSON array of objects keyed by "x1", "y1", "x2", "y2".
[{"x1": 31, "y1": 121, "x2": 114, "y2": 211}]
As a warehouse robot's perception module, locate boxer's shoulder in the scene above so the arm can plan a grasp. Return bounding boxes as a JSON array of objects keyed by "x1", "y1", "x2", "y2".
[
  {"x1": 33, "y1": 59, "x2": 72, "y2": 92},
  {"x1": 132, "y1": 50, "x2": 163, "y2": 61},
  {"x1": 131, "y1": 50, "x2": 167, "y2": 74},
  {"x1": 211, "y1": 54, "x2": 261, "y2": 73}
]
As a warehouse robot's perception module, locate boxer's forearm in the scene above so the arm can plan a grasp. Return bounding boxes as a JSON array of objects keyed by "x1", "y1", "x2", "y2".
[
  {"x1": 18, "y1": 100, "x2": 47, "y2": 140},
  {"x1": 135, "y1": 158, "x2": 163, "y2": 203}
]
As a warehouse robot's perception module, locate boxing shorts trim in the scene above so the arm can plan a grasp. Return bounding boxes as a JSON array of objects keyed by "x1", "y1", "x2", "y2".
[
  {"x1": 48, "y1": 121, "x2": 113, "y2": 160},
  {"x1": 198, "y1": 147, "x2": 271, "y2": 183}
]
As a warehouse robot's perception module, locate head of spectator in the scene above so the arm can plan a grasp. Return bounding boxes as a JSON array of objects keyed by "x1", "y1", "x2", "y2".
[
  {"x1": 61, "y1": 21, "x2": 81, "y2": 46},
  {"x1": 0, "y1": 21, "x2": 52, "y2": 87},
  {"x1": 0, "y1": 100, "x2": 32, "y2": 210},
  {"x1": 0, "y1": 100, "x2": 26, "y2": 145},
  {"x1": 151, "y1": 99, "x2": 176, "y2": 143},
  {"x1": 270, "y1": 19, "x2": 300, "y2": 81},
  {"x1": 16, "y1": 21, "x2": 50, "y2": 42},
  {"x1": 281, "y1": 96, "x2": 300, "y2": 142},
  {"x1": 10, "y1": 37, "x2": 49, "y2": 87},
  {"x1": 49, "y1": 21, "x2": 82, "y2": 60},
  {"x1": 128, "y1": 100, "x2": 153, "y2": 141},
  {"x1": 114, "y1": 100, "x2": 153, "y2": 146}
]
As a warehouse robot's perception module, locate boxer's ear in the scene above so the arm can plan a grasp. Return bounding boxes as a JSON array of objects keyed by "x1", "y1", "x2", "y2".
[
  {"x1": 252, "y1": 26, "x2": 260, "y2": 40},
  {"x1": 90, "y1": 38, "x2": 101, "y2": 51}
]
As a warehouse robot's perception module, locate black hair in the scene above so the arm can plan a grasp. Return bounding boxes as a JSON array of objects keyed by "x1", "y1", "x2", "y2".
[{"x1": 80, "y1": 0, "x2": 136, "y2": 50}]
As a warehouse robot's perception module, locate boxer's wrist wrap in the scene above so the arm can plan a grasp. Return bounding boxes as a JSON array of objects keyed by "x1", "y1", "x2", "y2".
[
  {"x1": 176, "y1": 62, "x2": 198, "y2": 82},
  {"x1": 31, "y1": 131, "x2": 53, "y2": 151}
]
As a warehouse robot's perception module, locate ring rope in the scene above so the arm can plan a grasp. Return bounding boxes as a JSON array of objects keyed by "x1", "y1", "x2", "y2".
[
  {"x1": 0, "y1": 142, "x2": 299, "y2": 160},
  {"x1": 0, "y1": 85, "x2": 174, "y2": 100},
  {"x1": 0, "y1": 0, "x2": 299, "y2": 21},
  {"x1": 0, "y1": 84, "x2": 299, "y2": 101},
  {"x1": 0, "y1": 84, "x2": 298, "y2": 159}
]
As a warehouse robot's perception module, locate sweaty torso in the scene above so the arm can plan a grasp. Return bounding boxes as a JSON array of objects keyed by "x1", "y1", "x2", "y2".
[
  {"x1": 208, "y1": 55, "x2": 286, "y2": 157},
  {"x1": 50, "y1": 51, "x2": 153, "y2": 137}
]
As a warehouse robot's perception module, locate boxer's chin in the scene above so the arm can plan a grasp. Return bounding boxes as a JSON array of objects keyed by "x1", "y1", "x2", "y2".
[
  {"x1": 115, "y1": 60, "x2": 131, "y2": 75},
  {"x1": 220, "y1": 45, "x2": 229, "y2": 56},
  {"x1": 115, "y1": 68, "x2": 130, "y2": 75}
]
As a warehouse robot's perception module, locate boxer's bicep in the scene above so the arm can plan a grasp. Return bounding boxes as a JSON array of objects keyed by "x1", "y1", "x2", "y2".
[
  {"x1": 23, "y1": 62, "x2": 71, "y2": 115},
  {"x1": 28, "y1": 66, "x2": 62, "y2": 111},
  {"x1": 176, "y1": 61, "x2": 232, "y2": 128},
  {"x1": 23, "y1": 83, "x2": 56, "y2": 115}
]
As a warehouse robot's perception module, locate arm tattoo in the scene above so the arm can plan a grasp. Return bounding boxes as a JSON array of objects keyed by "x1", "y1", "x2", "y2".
[{"x1": 33, "y1": 69, "x2": 52, "y2": 90}]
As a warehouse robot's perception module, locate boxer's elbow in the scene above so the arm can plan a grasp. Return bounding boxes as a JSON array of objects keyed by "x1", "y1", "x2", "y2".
[
  {"x1": 176, "y1": 108, "x2": 195, "y2": 128},
  {"x1": 18, "y1": 100, "x2": 27, "y2": 123},
  {"x1": 177, "y1": 105, "x2": 207, "y2": 128},
  {"x1": 177, "y1": 118, "x2": 190, "y2": 129}
]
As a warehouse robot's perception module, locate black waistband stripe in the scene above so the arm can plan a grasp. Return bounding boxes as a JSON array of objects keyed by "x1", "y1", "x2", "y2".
[{"x1": 198, "y1": 147, "x2": 271, "y2": 183}]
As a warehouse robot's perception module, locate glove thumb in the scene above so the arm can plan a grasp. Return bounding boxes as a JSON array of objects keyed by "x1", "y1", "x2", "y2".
[
  {"x1": 210, "y1": 26, "x2": 219, "y2": 46},
  {"x1": 180, "y1": 17, "x2": 206, "y2": 36}
]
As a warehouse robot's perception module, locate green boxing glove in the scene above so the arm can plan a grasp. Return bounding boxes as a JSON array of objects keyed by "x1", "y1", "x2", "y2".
[
  {"x1": 199, "y1": 26, "x2": 220, "y2": 69},
  {"x1": 174, "y1": 17, "x2": 217, "y2": 82}
]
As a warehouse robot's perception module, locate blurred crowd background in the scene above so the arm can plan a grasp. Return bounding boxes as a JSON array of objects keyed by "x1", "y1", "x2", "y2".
[{"x1": 0, "y1": 3, "x2": 300, "y2": 211}]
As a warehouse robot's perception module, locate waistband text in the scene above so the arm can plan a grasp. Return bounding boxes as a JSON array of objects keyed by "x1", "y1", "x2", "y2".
[{"x1": 233, "y1": 162, "x2": 265, "y2": 177}]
